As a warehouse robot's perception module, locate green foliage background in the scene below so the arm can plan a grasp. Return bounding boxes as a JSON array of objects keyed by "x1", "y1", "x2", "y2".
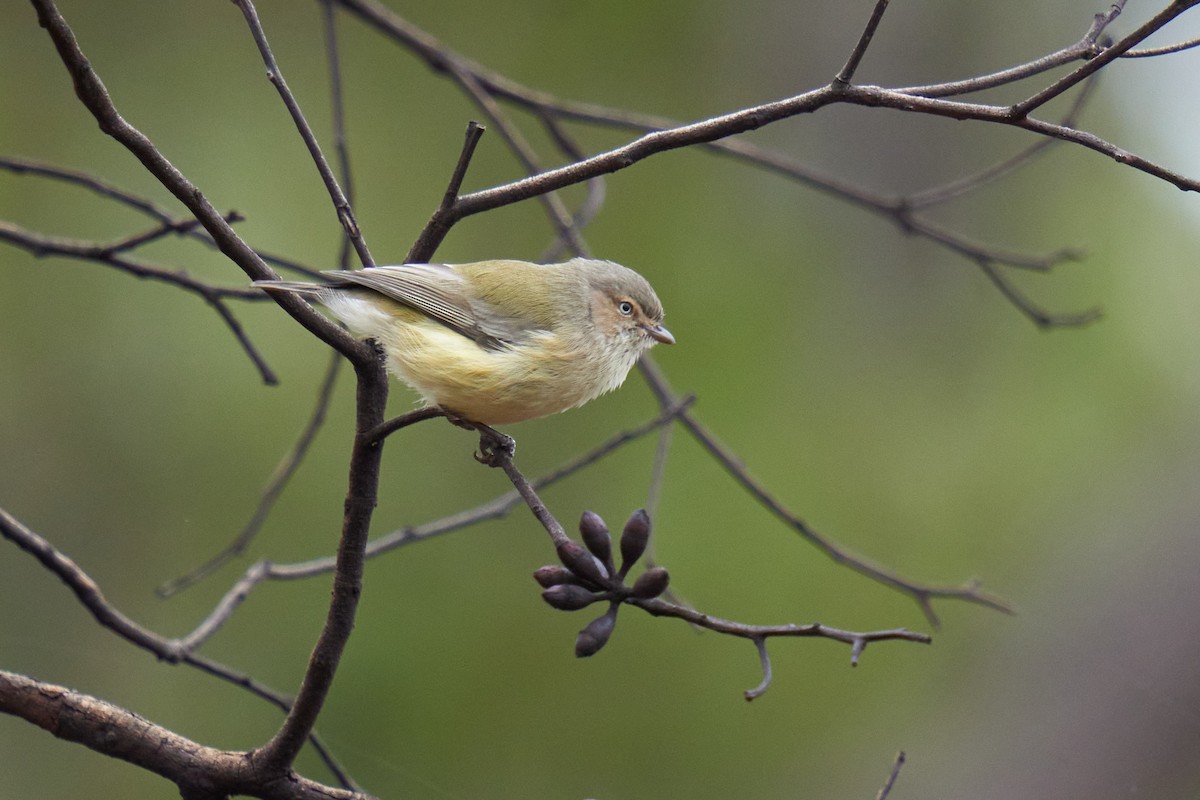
[{"x1": 2, "y1": 2, "x2": 1200, "y2": 798}]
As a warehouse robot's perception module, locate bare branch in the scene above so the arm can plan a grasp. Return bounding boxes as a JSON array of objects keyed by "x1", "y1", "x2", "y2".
[
  {"x1": 1012, "y1": 1, "x2": 1199, "y2": 117},
  {"x1": 634, "y1": 357, "x2": 1012, "y2": 628},
  {"x1": 905, "y1": 74, "x2": 1100, "y2": 210},
  {"x1": 231, "y1": 0, "x2": 374, "y2": 268},
  {"x1": 158, "y1": 352, "x2": 344, "y2": 597},
  {"x1": 441, "y1": 63, "x2": 589, "y2": 256},
  {"x1": 1, "y1": 507, "x2": 179, "y2": 659},
  {"x1": 321, "y1": 0, "x2": 357, "y2": 273},
  {"x1": 0, "y1": 507, "x2": 356, "y2": 788},
  {"x1": 406, "y1": 121, "x2": 488, "y2": 263},
  {"x1": 29, "y1": 0, "x2": 361, "y2": 360},
  {"x1": 528, "y1": 501, "x2": 930, "y2": 697},
  {"x1": 0, "y1": 155, "x2": 328, "y2": 281},
  {"x1": 632, "y1": 596, "x2": 930, "y2": 663},
  {"x1": 536, "y1": 116, "x2": 608, "y2": 262},
  {"x1": 176, "y1": 400, "x2": 694, "y2": 651},
  {"x1": 974, "y1": 258, "x2": 1102, "y2": 329},
  {"x1": 0, "y1": 219, "x2": 258, "y2": 299},
  {"x1": 839, "y1": 84, "x2": 1200, "y2": 193},
  {"x1": 255, "y1": 361, "x2": 389, "y2": 772},
  {"x1": 0, "y1": 670, "x2": 371, "y2": 800},
  {"x1": 1123, "y1": 33, "x2": 1200, "y2": 56},
  {"x1": 876, "y1": 752, "x2": 907, "y2": 800},
  {"x1": 0, "y1": 154, "x2": 180, "y2": 220},
  {"x1": 745, "y1": 638, "x2": 772, "y2": 701},
  {"x1": 835, "y1": 0, "x2": 892, "y2": 85}
]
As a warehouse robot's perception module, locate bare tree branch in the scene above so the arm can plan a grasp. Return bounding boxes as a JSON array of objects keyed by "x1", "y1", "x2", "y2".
[
  {"x1": 0, "y1": 670, "x2": 372, "y2": 800},
  {"x1": 1123, "y1": 33, "x2": 1200, "y2": 57},
  {"x1": 174, "y1": 399, "x2": 694, "y2": 652},
  {"x1": 835, "y1": 0, "x2": 892, "y2": 85},
  {"x1": 232, "y1": 0, "x2": 374, "y2": 268},
  {"x1": 1011, "y1": 1, "x2": 1197, "y2": 117},
  {"x1": 875, "y1": 752, "x2": 907, "y2": 800},
  {"x1": 0, "y1": 508, "x2": 356, "y2": 790},
  {"x1": 633, "y1": 357, "x2": 1013, "y2": 628},
  {"x1": 157, "y1": 351, "x2": 344, "y2": 597},
  {"x1": 30, "y1": 0, "x2": 361, "y2": 358},
  {"x1": 485, "y1": 452, "x2": 932, "y2": 700}
]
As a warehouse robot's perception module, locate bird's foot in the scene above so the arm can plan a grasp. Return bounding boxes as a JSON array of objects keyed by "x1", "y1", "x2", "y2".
[{"x1": 444, "y1": 412, "x2": 515, "y2": 466}]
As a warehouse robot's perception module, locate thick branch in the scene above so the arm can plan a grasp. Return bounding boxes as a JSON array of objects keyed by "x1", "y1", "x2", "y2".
[
  {"x1": 0, "y1": 670, "x2": 371, "y2": 800},
  {"x1": 256, "y1": 359, "x2": 389, "y2": 771}
]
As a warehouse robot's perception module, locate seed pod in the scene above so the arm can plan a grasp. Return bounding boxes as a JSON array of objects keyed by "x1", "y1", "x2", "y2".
[
  {"x1": 630, "y1": 566, "x2": 670, "y2": 599},
  {"x1": 533, "y1": 565, "x2": 577, "y2": 588},
  {"x1": 542, "y1": 584, "x2": 600, "y2": 611},
  {"x1": 619, "y1": 508, "x2": 651, "y2": 572},
  {"x1": 579, "y1": 510, "x2": 614, "y2": 571},
  {"x1": 556, "y1": 540, "x2": 609, "y2": 586},
  {"x1": 575, "y1": 608, "x2": 617, "y2": 657}
]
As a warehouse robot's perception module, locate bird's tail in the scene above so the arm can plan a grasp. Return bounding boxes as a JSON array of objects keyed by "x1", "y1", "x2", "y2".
[{"x1": 251, "y1": 279, "x2": 327, "y2": 296}]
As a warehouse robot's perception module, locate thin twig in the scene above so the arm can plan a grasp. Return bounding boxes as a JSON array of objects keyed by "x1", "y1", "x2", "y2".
[
  {"x1": 876, "y1": 752, "x2": 907, "y2": 800},
  {"x1": 0, "y1": 155, "x2": 328, "y2": 280},
  {"x1": 834, "y1": 0, "x2": 891, "y2": 85},
  {"x1": 646, "y1": 417, "x2": 672, "y2": 519},
  {"x1": 232, "y1": 0, "x2": 374, "y2": 268},
  {"x1": 632, "y1": 596, "x2": 930, "y2": 660},
  {"x1": 1012, "y1": 1, "x2": 1199, "y2": 117},
  {"x1": 30, "y1": 0, "x2": 360, "y2": 358},
  {"x1": 634, "y1": 357, "x2": 1012, "y2": 628},
  {"x1": 1123, "y1": 33, "x2": 1200, "y2": 57},
  {"x1": 0, "y1": 220, "x2": 260, "y2": 299},
  {"x1": 322, "y1": 0, "x2": 357, "y2": 274},
  {"x1": 973, "y1": 257, "x2": 1102, "y2": 329},
  {"x1": 840, "y1": 83, "x2": 1200, "y2": 193},
  {"x1": 745, "y1": 638, "x2": 772, "y2": 701},
  {"x1": 332, "y1": 0, "x2": 1107, "y2": 286},
  {"x1": 407, "y1": 121, "x2": 487, "y2": 263},
  {"x1": 536, "y1": 116, "x2": 607, "y2": 262},
  {"x1": 0, "y1": 154, "x2": 178, "y2": 219},
  {"x1": 157, "y1": 351, "x2": 344, "y2": 597},
  {"x1": 897, "y1": 1, "x2": 1127, "y2": 98},
  {"x1": 442, "y1": 62, "x2": 589, "y2": 256},
  {"x1": 905, "y1": 73, "x2": 1100, "y2": 210},
  {"x1": 0, "y1": 220, "x2": 280, "y2": 382},
  {"x1": 483, "y1": 452, "x2": 931, "y2": 697},
  {"x1": 175, "y1": 400, "x2": 693, "y2": 650}
]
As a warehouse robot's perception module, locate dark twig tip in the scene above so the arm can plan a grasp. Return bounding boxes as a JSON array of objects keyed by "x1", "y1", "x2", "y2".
[{"x1": 744, "y1": 638, "x2": 772, "y2": 701}]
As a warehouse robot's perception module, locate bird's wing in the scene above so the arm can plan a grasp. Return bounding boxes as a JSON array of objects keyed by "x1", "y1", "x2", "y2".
[{"x1": 320, "y1": 265, "x2": 532, "y2": 350}]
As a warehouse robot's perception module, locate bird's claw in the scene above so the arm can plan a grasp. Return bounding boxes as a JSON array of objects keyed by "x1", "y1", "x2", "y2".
[{"x1": 474, "y1": 427, "x2": 515, "y2": 466}]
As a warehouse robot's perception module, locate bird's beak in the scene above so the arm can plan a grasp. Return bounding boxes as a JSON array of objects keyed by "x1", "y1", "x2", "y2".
[{"x1": 645, "y1": 324, "x2": 675, "y2": 345}]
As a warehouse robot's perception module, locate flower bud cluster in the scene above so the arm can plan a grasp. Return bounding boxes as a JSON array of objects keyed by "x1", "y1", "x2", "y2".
[{"x1": 534, "y1": 509, "x2": 669, "y2": 657}]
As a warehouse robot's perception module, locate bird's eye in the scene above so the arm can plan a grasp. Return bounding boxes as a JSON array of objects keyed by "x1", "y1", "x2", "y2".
[{"x1": 617, "y1": 300, "x2": 634, "y2": 316}]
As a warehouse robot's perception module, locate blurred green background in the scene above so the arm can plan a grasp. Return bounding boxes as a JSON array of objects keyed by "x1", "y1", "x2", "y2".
[{"x1": 3, "y1": 1, "x2": 1200, "y2": 798}]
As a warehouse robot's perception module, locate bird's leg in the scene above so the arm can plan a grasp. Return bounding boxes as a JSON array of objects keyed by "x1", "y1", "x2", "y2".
[{"x1": 443, "y1": 411, "x2": 516, "y2": 465}]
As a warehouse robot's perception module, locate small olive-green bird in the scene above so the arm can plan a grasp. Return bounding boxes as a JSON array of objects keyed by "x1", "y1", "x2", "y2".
[{"x1": 254, "y1": 258, "x2": 673, "y2": 425}]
